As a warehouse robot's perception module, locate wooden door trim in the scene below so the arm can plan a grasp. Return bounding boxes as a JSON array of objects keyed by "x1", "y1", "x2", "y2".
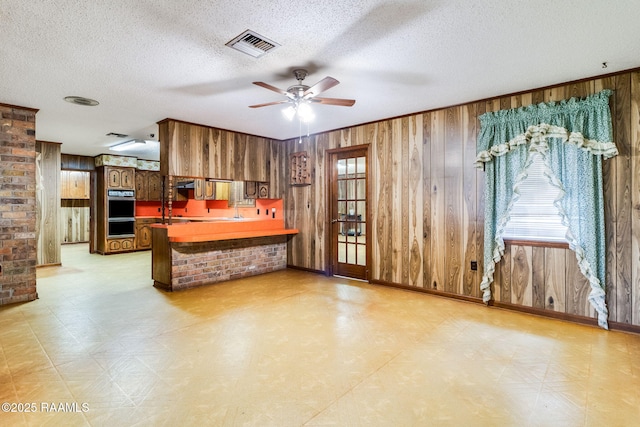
[{"x1": 325, "y1": 144, "x2": 371, "y2": 281}]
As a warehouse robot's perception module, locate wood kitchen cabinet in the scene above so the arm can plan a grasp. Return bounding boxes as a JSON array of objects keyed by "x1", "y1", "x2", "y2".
[
  {"x1": 135, "y1": 218, "x2": 155, "y2": 250},
  {"x1": 135, "y1": 170, "x2": 148, "y2": 200},
  {"x1": 107, "y1": 237, "x2": 135, "y2": 252},
  {"x1": 204, "y1": 180, "x2": 215, "y2": 199},
  {"x1": 106, "y1": 166, "x2": 135, "y2": 190},
  {"x1": 158, "y1": 118, "x2": 270, "y2": 182},
  {"x1": 148, "y1": 172, "x2": 162, "y2": 201},
  {"x1": 214, "y1": 182, "x2": 230, "y2": 200},
  {"x1": 61, "y1": 170, "x2": 90, "y2": 199},
  {"x1": 244, "y1": 181, "x2": 270, "y2": 199},
  {"x1": 233, "y1": 138, "x2": 270, "y2": 182},
  {"x1": 136, "y1": 170, "x2": 162, "y2": 201},
  {"x1": 194, "y1": 179, "x2": 216, "y2": 200},
  {"x1": 194, "y1": 178, "x2": 204, "y2": 200},
  {"x1": 95, "y1": 166, "x2": 136, "y2": 255}
]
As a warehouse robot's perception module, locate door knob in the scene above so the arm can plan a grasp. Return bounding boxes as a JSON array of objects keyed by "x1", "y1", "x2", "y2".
[{"x1": 331, "y1": 219, "x2": 339, "y2": 224}]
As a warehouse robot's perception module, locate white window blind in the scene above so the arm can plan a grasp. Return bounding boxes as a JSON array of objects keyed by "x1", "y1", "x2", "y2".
[{"x1": 502, "y1": 154, "x2": 568, "y2": 243}]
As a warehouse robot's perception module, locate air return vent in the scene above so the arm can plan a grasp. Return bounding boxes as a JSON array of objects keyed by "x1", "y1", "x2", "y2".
[
  {"x1": 225, "y1": 30, "x2": 280, "y2": 58},
  {"x1": 106, "y1": 132, "x2": 129, "y2": 138}
]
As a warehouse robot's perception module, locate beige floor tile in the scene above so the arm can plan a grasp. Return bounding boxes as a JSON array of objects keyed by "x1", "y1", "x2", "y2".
[{"x1": 0, "y1": 243, "x2": 637, "y2": 426}]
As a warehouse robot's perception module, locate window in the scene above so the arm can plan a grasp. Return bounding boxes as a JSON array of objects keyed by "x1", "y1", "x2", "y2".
[{"x1": 501, "y1": 154, "x2": 568, "y2": 243}]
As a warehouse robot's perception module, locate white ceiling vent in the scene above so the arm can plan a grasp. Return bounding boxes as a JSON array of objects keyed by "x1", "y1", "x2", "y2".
[{"x1": 225, "y1": 30, "x2": 280, "y2": 58}]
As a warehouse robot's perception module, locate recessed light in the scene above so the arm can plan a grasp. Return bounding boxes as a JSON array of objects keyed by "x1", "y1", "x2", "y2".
[{"x1": 64, "y1": 96, "x2": 99, "y2": 106}]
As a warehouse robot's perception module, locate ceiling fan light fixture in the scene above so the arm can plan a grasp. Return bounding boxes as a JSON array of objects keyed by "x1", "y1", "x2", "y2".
[
  {"x1": 282, "y1": 102, "x2": 314, "y2": 123},
  {"x1": 297, "y1": 102, "x2": 314, "y2": 123},
  {"x1": 282, "y1": 105, "x2": 296, "y2": 121}
]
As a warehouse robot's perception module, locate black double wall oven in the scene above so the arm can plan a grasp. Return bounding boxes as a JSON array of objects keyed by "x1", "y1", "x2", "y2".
[{"x1": 107, "y1": 189, "x2": 135, "y2": 238}]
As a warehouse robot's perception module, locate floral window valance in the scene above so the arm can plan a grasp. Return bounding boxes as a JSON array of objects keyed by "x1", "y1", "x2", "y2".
[{"x1": 476, "y1": 90, "x2": 617, "y2": 329}]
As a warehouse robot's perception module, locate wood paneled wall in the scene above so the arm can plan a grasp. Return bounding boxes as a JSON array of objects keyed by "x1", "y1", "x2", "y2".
[
  {"x1": 61, "y1": 153, "x2": 96, "y2": 171},
  {"x1": 60, "y1": 200, "x2": 90, "y2": 243},
  {"x1": 36, "y1": 141, "x2": 61, "y2": 266},
  {"x1": 271, "y1": 69, "x2": 640, "y2": 329},
  {"x1": 493, "y1": 243, "x2": 593, "y2": 318}
]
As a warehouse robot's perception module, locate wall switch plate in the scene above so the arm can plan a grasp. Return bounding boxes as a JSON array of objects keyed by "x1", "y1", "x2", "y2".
[{"x1": 470, "y1": 261, "x2": 478, "y2": 271}]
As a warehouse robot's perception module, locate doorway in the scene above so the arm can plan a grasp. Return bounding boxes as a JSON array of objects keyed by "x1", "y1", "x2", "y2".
[{"x1": 327, "y1": 145, "x2": 370, "y2": 280}]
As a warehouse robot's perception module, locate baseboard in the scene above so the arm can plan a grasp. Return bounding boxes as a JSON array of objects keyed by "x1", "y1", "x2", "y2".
[
  {"x1": 370, "y1": 278, "x2": 484, "y2": 305},
  {"x1": 286, "y1": 264, "x2": 326, "y2": 275},
  {"x1": 370, "y1": 278, "x2": 640, "y2": 335}
]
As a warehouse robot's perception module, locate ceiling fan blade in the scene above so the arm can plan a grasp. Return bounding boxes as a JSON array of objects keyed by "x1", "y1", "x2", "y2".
[
  {"x1": 303, "y1": 77, "x2": 339, "y2": 98},
  {"x1": 311, "y1": 97, "x2": 356, "y2": 107},
  {"x1": 252, "y1": 81, "x2": 291, "y2": 97},
  {"x1": 249, "y1": 100, "x2": 289, "y2": 108}
]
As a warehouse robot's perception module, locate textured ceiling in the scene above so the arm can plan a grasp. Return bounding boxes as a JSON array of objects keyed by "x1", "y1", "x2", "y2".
[{"x1": 1, "y1": 0, "x2": 639, "y2": 160}]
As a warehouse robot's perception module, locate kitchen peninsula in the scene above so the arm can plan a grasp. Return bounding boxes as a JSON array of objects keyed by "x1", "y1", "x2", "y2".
[
  {"x1": 150, "y1": 118, "x2": 299, "y2": 291},
  {"x1": 151, "y1": 213, "x2": 298, "y2": 291}
]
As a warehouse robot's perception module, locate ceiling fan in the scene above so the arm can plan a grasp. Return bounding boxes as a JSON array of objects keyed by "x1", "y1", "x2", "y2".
[{"x1": 249, "y1": 69, "x2": 356, "y2": 112}]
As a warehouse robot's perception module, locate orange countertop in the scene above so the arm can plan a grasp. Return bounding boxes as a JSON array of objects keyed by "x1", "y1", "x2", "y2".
[{"x1": 151, "y1": 219, "x2": 298, "y2": 243}]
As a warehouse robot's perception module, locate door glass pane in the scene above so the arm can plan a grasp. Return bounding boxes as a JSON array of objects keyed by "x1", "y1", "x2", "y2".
[
  {"x1": 347, "y1": 180, "x2": 355, "y2": 199},
  {"x1": 338, "y1": 180, "x2": 346, "y2": 200},
  {"x1": 347, "y1": 158, "x2": 356, "y2": 177},
  {"x1": 357, "y1": 243, "x2": 366, "y2": 265},
  {"x1": 338, "y1": 242, "x2": 346, "y2": 262},
  {"x1": 338, "y1": 201, "x2": 346, "y2": 215},
  {"x1": 357, "y1": 179, "x2": 365, "y2": 199},
  {"x1": 337, "y1": 159, "x2": 347, "y2": 177},
  {"x1": 357, "y1": 200, "x2": 366, "y2": 218},
  {"x1": 356, "y1": 156, "x2": 365, "y2": 174},
  {"x1": 346, "y1": 242, "x2": 356, "y2": 264}
]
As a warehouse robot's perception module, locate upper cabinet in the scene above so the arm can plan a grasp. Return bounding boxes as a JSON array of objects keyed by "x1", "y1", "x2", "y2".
[
  {"x1": 106, "y1": 166, "x2": 134, "y2": 190},
  {"x1": 158, "y1": 119, "x2": 270, "y2": 182},
  {"x1": 61, "y1": 170, "x2": 90, "y2": 199},
  {"x1": 231, "y1": 134, "x2": 270, "y2": 182},
  {"x1": 135, "y1": 170, "x2": 162, "y2": 201}
]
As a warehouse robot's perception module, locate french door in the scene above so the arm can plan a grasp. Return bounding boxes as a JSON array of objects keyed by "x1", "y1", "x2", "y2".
[{"x1": 327, "y1": 146, "x2": 370, "y2": 280}]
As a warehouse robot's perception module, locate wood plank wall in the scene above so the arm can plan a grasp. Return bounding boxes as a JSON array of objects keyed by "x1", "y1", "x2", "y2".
[
  {"x1": 271, "y1": 69, "x2": 640, "y2": 328},
  {"x1": 36, "y1": 141, "x2": 61, "y2": 266},
  {"x1": 60, "y1": 199, "x2": 90, "y2": 243}
]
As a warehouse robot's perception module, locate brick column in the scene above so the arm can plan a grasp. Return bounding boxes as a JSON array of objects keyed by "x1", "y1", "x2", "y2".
[{"x1": 0, "y1": 103, "x2": 38, "y2": 305}]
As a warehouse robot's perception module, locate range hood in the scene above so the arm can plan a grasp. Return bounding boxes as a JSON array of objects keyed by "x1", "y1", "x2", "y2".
[{"x1": 174, "y1": 180, "x2": 195, "y2": 189}]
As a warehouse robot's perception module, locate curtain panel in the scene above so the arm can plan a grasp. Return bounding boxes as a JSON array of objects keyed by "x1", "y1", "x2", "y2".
[{"x1": 475, "y1": 90, "x2": 617, "y2": 329}]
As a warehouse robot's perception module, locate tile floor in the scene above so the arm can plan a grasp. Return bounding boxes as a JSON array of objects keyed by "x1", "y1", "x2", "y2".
[{"x1": 1, "y1": 243, "x2": 639, "y2": 426}]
